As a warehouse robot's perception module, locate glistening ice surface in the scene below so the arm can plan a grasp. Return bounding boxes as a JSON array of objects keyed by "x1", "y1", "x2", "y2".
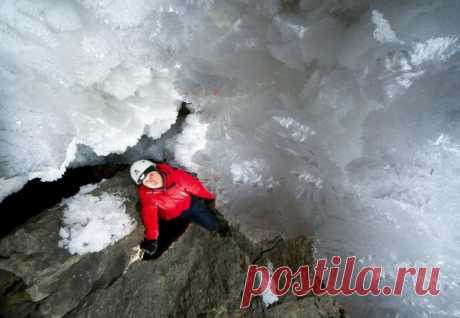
[{"x1": 1, "y1": 0, "x2": 460, "y2": 316}]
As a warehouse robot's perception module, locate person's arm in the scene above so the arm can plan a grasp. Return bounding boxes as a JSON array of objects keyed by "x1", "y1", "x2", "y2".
[
  {"x1": 175, "y1": 168, "x2": 215, "y2": 200},
  {"x1": 139, "y1": 190, "x2": 160, "y2": 240}
]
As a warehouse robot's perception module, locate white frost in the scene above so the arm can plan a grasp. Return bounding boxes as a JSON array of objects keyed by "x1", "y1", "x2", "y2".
[
  {"x1": 371, "y1": 10, "x2": 403, "y2": 44},
  {"x1": 102, "y1": 65, "x2": 152, "y2": 101},
  {"x1": 273, "y1": 116, "x2": 315, "y2": 142},
  {"x1": 58, "y1": 184, "x2": 136, "y2": 255},
  {"x1": 432, "y1": 134, "x2": 460, "y2": 156},
  {"x1": 44, "y1": 2, "x2": 82, "y2": 32},
  {"x1": 173, "y1": 114, "x2": 209, "y2": 171},
  {"x1": 410, "y1": 37, "x2": 459, "y2": 66},
  {"x1": 292, "y1": 170, "x2": 323, "y2": 189},
  {"x1": 230, "y1": 160, "x2": 265, "y2": 187}
]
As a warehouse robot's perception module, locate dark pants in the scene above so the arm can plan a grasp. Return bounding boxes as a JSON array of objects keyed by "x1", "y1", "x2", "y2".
[{"x1": 179, "y1": 196, "x2": 220, "y2": 232}]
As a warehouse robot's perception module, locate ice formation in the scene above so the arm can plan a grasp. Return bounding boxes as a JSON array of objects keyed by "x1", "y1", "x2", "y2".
[
  {"x1": 58, "y1": 182, "x2": 136, "y2": 255},
  {"x1": 173, "y1": 114, "x2": 209, "y2": 170},
  {"x1": 1, "y1": 0, "x2": 460, "y2": 316},
  {"x1": 0, "y1": 0, "x2": 180, "y2": 196},
  {"x1": 371, "y1": 9, "x2": 403, "y2": 45}
]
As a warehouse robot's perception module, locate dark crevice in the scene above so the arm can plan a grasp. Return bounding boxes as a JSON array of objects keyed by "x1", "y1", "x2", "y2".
[
  {"x1": 0, "y1": 164, "x2": 127, "y2": 239},
  {"x1": 143, "y1": 217, "x2": 191, "y2": 260},
  {"x1": 251, "y1": 236, "x2": 284, "y2": 263},
  {"x1": 3, "y1": 280, "x2": 22, "y2": 297},
  {"x1": 0, "y1": 271, "x2": 40, "y2": 318}
]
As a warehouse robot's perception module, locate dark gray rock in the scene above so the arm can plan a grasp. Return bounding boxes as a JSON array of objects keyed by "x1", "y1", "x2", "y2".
[
  {"x1": 0, "y1": 169, "x2": 345, "y2": 318},
  {"x1": 0, "y1": 170, "x2": 143, "y2": 318}
]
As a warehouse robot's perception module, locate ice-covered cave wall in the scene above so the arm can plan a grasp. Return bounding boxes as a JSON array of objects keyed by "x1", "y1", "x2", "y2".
[
  {"x1": 0, "y1": 0, "x2": 182, "y2": 200},
  {"x1": 2, "y1": 0, "x2": 460, "y2": 317}
]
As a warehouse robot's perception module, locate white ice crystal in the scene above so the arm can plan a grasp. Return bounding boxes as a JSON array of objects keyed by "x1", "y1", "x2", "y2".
[
  {"x1": 292, "y1": 170, "x2": 323, "y2": 189},
  {"x1": 230, "y1": 160, "x2": 265, "y2": 187},
  {"x1": 58, "y1": 183, "x2": 136, "y2": 255},
  {"x1": 371, "y1": 10, "x2": 403, "y2": 44},
  {"x1": 410, "y1": 37, "x2": 459, "y2": 66},
  {"x1": 273, "y1": 116, "x2": 315, "y2": 142},
  {"x1": 0, "y1": 0, "x2": 179, "y2": 187},
  {"x1": 173, "y1": 114, "x2": 209, "y2": 171},
  {"x1": 432, "y1": 134, "x2": 460, "y2": 156}
]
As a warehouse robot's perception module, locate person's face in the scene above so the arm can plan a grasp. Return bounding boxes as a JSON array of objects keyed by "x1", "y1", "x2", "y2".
[{"x1": 142, "y1": 171, "x2": 163, "y2": 189}]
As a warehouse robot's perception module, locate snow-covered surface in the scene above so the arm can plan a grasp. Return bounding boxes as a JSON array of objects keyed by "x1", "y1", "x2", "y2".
[
  {"x1": 0, "y1": 176, "x2": 28, "y2": 202},
  {"x1": 2, "y1": 0, "x2": 460, "y2": 316},
  {"x1": 58, "y1": 182, "x2": 136, "y2": 255}
]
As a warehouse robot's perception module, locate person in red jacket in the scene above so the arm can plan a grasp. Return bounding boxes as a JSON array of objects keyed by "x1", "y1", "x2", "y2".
[{"x1": 130, "y1": 159, "x2": 228, "y2": 257}]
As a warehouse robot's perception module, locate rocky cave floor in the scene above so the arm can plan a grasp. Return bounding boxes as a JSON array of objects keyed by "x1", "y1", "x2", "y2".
[{"x1": 0, "y1": 168, "x2": 345, "y2": 318}]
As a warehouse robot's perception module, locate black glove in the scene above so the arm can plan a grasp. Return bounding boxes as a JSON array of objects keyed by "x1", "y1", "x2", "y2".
[{"x1": 140, "y1": 239, "x2": 158, "y2": 256}]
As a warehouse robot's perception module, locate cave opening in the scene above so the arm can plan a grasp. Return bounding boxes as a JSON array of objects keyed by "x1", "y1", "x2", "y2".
[
  {"x1": 0, "y1": 163, "x2": 128, "y2": 238},
  {"x1": 0, "y1": 102, "x2": 193, "y2": 240}
]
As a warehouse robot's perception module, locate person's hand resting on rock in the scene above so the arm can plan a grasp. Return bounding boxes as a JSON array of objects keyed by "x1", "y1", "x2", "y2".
[{"x1": 140, "y1": 239, "x2": 158, "y2": 256}]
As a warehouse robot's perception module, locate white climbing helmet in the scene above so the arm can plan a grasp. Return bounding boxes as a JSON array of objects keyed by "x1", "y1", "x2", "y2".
[{"x1": 130, "y1": 160, "x2": 156, "y2": 185}]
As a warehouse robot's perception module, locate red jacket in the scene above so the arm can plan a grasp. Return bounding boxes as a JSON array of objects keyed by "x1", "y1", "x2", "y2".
[{"x1": 138, "y1": 163, "x2": 215, "y2": 240}]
